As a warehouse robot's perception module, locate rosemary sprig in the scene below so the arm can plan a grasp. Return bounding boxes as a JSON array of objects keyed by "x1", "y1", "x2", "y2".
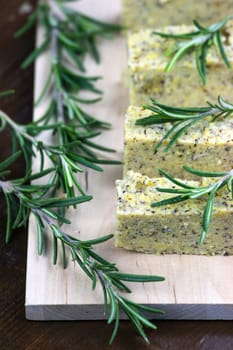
[
  {"x1": 136, "y1": 96, "x2": 233, "y2": 152},
  {"x1": 12, "y1": 0, "x2": 122, "y2": 197},
  {"x1": 15, "y1": 0, "x2": 121, "y2": 130},
  {"x1": 0, "y1": 153, "x2": 91, "y2": 243},
  {"x1": 0, "y1": 0, "x2": 166, "y2": 343},
  {"x1": 154, "y1": 16, "x2": 232, "y2": 84},
  {"x1": 152, "y1": 167, "x2": 233, "y2": 244},
  {"x1": 0, "y1": 109, "x2": 120, "y2": 197},
  {"x1": 0, "y1": 153, "x2": 165, "y2": 344}
]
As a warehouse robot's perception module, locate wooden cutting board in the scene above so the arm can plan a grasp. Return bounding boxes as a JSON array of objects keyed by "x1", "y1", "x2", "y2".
[{"x1": 25, "y1": 0, "x2": 233, "y2": 321}]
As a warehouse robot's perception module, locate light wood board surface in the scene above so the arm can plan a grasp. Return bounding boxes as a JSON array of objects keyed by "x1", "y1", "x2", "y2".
[{"x1": 25, "y1": 0, "x2": 233, "y2": 320}]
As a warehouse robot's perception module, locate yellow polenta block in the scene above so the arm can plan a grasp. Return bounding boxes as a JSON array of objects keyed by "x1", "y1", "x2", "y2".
[
  {"x1": 122, "y1": 0, "x2": 233, "y2": 30},
  {"x1": 115, "y1": 171, "x2": 233, "y2": 255},
  {"x1": 124, "y1": 106, "x2": 233, "y2": 179},
  {"x1": 128, "y1": 23, "x2": 233, "y2": 105}
]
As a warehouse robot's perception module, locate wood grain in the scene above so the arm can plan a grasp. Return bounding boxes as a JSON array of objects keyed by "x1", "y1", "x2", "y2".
[{"x1": 25, "y1": 0, "x2": 233, "y2": 321}]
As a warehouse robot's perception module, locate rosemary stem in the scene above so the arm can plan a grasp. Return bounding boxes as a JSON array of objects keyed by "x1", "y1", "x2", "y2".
[
  {"x1": 198, "y1": 107, "x2": 219, "y2": 118},
  {"x1": 34, "y1": 208, "x2": 79, "y2": 245},
  {"x1": 33, "y1": 208, "x2": 56, "y2": 226},
  {"x1": 96, "y1": 268, "x2": 118, "y2": 295},
  {"x1": 51, "y1": 25, "x2": 65, "y2": 122},
  {"x1": 51, "y1": 10, "x2": 64, "y2": 121},
  {"x1": 51, "y1": 27, "x2": 59, "y2": 66},
  {"x1": 217, "y1": 169, "x2": 233, "y2": 186},
  {"x1": 0, "y1": 110, "x2": 17, "y2": 130},
  {"x1": 0, "y1": 111, "x2": 36, "y2": 144},
  {"x1": 0, "y1": 179, "x2": 14, "y2": 193}
]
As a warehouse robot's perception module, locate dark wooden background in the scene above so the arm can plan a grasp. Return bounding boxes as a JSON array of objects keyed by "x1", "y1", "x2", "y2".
[{"x1": 0, "y1": 1, "x2": 232, "y2": 349}]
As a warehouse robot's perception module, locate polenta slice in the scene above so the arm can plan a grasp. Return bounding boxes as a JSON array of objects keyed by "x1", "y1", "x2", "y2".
[
  {"x1": 116, "y1": 171, "x2": 233, "y2": 255},
  {"x1": 123, "y1": 105, "x2": 233, "y2": 179},
  {"x1": 128, "y1": 24, "x2": 233, "y2": 105}
]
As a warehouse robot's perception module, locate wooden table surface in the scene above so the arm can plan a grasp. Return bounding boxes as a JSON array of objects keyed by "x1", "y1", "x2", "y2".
[{"x1": 0, "y1": 1, "x2": 232, "y2": 349}]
